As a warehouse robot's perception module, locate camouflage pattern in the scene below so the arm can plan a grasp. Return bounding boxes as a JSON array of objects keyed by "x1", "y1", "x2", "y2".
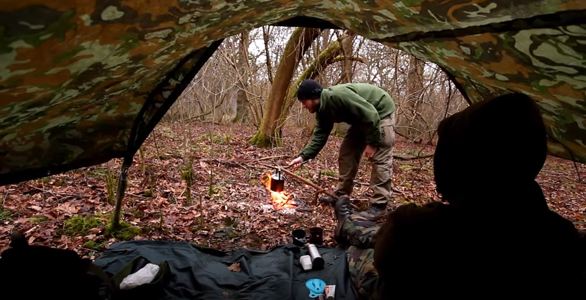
[
  {"x1": 346, "y1": 246, "x2": 379, "y2": 300},
  {"x1": 1, "y1": 1, "x2": 586, "y2": 184},
  {"x1": 341, "y1": 213, "x2": 382, "y2": 299},
  {"x1": 391, "y1": 25, "x2": 586, "y2": 161},
  {"x1": 340, "y1": 212, "x2": 381, "y2": 248}
]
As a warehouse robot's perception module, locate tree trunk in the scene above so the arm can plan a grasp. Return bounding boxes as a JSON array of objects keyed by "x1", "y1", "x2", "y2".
[
  {"x1": 233, "y1": 89, "x2": 249, "y2": 123},
  {"x1": 340, "y1": 32, "x2": 355, "y2": 83},
  {"x1": 277, "y1": 34, "x2": 363, "y2": 134},
  {"x1": 250, "y1": 27, "x2": 321, "y2": 147},
  {"x1": 398, "y1": 55, "x2": 425, "y2": 141},
  {"x1": 334, "y1": 32, "x2": 356, "y2": 135},
  {"x1": 262, "y1": 26, "x2": 274, "y2": 84},
  {"x1": 233, "y1": 32, "x2": 251, "y2": 123}
]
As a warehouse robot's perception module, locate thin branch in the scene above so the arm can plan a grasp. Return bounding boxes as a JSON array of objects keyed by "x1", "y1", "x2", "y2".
[
  {"x1": 262, "y1": 26, "x2": 274, "y2": 84},
  {"x1": 253, "y1": 162, "x2": 339, "y2": 199},
  {"x1": 556, "y1": 140, "x2": 584, "y2": 183},
  {"x1": 394, "y1": 153, "x2": 434, "y2": 160},
  {"x1": 200, "y1": 158, "x2": 247, "y2": 169},
  {"x1": 2, "y1": 190, "x2": 8, "y2": 207},
  {"x1": 257, "y1": 155, "x2": 288, "y2": 161},
  {"x1": 185, "y1": 95, "x2": 228, "y2": 121},
  {"x1": 319, "y1": 173, "x2": 405, "y2": 196}
]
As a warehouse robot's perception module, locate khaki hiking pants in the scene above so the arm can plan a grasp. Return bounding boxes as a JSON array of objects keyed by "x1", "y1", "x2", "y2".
[{"x1": 336, "y1": 112, "x2": 395, "y2": 208}]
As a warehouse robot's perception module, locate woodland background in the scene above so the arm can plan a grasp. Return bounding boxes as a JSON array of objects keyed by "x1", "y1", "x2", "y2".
[{"x1": 0, "y1": 28, "x2": 584, "y2": 258}]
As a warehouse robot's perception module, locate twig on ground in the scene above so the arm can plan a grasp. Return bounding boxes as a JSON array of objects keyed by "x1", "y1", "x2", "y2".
[
  {"x1": 393, "y1": 153, "x2": 434, "y2": 161},
  {"x1": 253, "y1": 162, "x2": 339, "y2": 200},
  {"x1": 200, "y1": 158, "x2": 247, "y2": 169},
  {"x1": 256, "y1": 155, "x2": 288, "y2": 161},
  {"x1": 25, "y1": 184, "x2": 86, "y2": 199}
]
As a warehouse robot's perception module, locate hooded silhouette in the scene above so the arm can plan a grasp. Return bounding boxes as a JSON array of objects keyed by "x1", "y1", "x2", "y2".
[{"x1": 373, "y1": 93, "x2": 584, "y2": 298}]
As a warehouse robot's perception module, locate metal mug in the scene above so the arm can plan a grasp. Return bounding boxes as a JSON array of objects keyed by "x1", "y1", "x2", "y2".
[
  {"x1": 308, "y1": 227, "x2": 323, "y2": 246},
  {"x1": 292, "y1": 229, "x2": 306, "y2": 246},
  {"x1": 270, "y1": 169, "x2": 285, "y2": 192}
]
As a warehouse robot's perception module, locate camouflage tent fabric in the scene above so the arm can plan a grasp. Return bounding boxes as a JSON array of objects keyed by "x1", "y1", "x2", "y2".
[{"x1": 1, "y1": 1, "x2": 585, "y2": 184}]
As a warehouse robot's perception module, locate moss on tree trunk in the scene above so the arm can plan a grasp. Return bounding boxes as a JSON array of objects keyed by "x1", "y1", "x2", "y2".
[{"x1": 250, "y1": 131, "x2": 281, "y2": 147}]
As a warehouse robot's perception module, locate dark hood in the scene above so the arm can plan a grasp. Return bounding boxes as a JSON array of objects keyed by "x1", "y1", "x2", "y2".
[{"x1": 433, "y1": 93, "x2": 547, "y2": 207}]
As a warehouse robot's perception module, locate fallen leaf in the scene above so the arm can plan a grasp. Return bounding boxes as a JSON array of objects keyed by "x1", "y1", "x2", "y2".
[
  {"x1": 56, "y1": 202, "x2": 80, "y2": 215},
  {"x1": 228, "y1": 262, "x2": 241, "y2": 272},
  {"x1": 30, "y1": 205, "x2": 42, "y2": 211},
  {"x1": 0, "y1": 123, "x2": 583, "y2": 258}
]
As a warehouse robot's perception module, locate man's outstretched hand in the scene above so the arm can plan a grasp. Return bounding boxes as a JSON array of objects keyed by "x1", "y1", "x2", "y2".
[
  {"x1": 288, "y1": 156, "x2": 304, "y2": 168},
  {"x1": 364, "y1": 144, "x2": 377, "y2": 159}
]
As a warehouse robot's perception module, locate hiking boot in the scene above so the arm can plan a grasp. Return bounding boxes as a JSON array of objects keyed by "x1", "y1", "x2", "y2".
[
  {"x1": 319, "y1": 191, "x2": 348, "y2": 206},
  {"x1": 357, "y1": 204, "x2": 387, "y2": 221},
  {"x1": 334, "y1": 195, "x2": 352, "y2": 222},
  {"x1": 318, "y1": 195, "x2": 337, "y2": 205},
  {"x1": 334, "y1": 195, "x2": 352, "y2": 245}
]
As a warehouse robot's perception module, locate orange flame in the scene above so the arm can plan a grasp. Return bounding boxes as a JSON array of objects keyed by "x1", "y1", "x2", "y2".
[{"x1": 261, "y1": 172, "x2": 295, "y2": 210}]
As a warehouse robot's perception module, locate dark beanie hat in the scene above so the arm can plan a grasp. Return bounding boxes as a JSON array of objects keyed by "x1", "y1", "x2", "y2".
[
  {"x1": 433, "y1": 93, "x2": 547, "y2": 205},
  {"x1": 296, "y1": 79, "x2": 323, "y2": 100}
]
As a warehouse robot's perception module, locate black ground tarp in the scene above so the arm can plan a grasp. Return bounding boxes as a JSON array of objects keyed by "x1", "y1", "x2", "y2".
[{"x1": 95, "y1": 240, "x2": 358, "y2": 300}]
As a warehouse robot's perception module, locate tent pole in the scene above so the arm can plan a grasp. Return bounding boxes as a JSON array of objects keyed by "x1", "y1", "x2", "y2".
[{"x1": 111, "y1": 156, "x2": 132, "y2": 229}]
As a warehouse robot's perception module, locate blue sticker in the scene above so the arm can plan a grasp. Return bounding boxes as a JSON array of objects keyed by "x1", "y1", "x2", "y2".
[{"x1": 305, "y1": 278, "x2": 326, "y2": 298}]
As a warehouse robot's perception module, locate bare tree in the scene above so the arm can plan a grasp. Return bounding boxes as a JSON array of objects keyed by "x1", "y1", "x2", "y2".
[
  {"x1": 232, "y1": 32, "x2": 251, "y2": 123},
  {"x1": 164, "y1": 26, "x2": 466, "y2": 148},
  {"x1": 399, "y1": 56, "x2": 425, "y2": 141},
  {"x1": 250, "y1": 27, "x2": 322, "y2": 147}
]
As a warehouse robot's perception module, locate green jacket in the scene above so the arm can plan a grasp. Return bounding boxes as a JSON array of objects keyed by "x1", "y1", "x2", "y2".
[{"x1": 299, "y1": 83, "x2": 396, "y2": 160}]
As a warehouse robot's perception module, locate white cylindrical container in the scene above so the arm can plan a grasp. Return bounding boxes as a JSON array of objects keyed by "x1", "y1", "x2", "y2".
[
  {"x1": 299, "y1": 255, "x2": 313, "y2": 271},
  {"x1": 307, "y1": 243, "x2": 324, "y2": 270}
]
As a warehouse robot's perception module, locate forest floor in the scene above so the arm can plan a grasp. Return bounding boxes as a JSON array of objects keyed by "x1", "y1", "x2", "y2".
[{"x1": 0, "y1": 121, "x2": 584, "y2": 259}]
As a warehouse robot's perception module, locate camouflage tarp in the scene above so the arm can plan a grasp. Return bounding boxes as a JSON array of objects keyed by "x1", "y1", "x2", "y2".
[{"x1": 1, "y1": 1, "x2": 585, "y2": 184}]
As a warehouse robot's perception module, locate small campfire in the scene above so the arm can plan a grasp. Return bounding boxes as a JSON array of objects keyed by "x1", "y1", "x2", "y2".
[{"x1": 261, "y1": 171, "x2": 296, "y2": 211}]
